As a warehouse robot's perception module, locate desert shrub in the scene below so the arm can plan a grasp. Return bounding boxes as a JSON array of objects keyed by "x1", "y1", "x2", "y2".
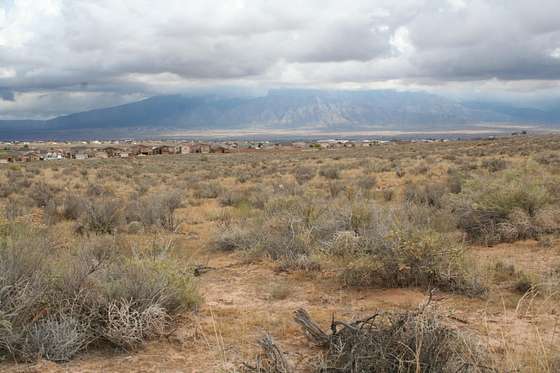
[
  {"x1": 493, "y1": 261, "x2": 517, "y2": 282},
  {"x1": 294, "y1": 166, "x2": 315, "y2": 185},
  {"x1": 4, "y1": 197, "x2": 26, "y2": 221},
  {"x1": 0, "y1": 227, "x2": 199, "y2": 361},
  {"x1": 453, "y1": 167, "x2": 557, "y2": 244},
  {"x1": 212, "y1": 225, "x2": 257, "y2": 252},
  {"x1": 404, "y1": 182, "x2": 447, "y2": 208},
  {"x1": 327, "y1": 180, "x2": 345, "y2": 198},
  {"x1": 29, "y1": 182, "x2": 56, "y2": 207},
  {"x1": 447, "y1": 170, "x2": 463, "y2": 194},
  {"x1": 83, "y1": 198, "x2": 123, "y2": 234},
  {"x1": 513, "y1": 272, "x2": 534, "y2": 294},
  {"x1": 482, "y1": 158, "x2": 508, "y2": 172},
  {"x1": 0, "y1": 182, "x2": 17, "y2": 198},
  {"x1": 128, "y1": 190, "x2": 183, "y2": 231},
  {"x1": 19, "y1": 310, "x2": 91, "y2": 362},
  {"x1": 102, "y1": 300, "x2": 169, "y2": 349},
  {"x1": 212, "y1": 197, "x2": 483, "y2": 295},
  {"x1": 101, "y1": 257, "x2": 200, "y2": 315},
  {"x1": 43, "y1": 199, "x2": 61, "y2": 226},
  {"x1": 219, "y1": 190, "x2": 248, "y2": 207},
  {"x1": 357, "y1": 175, "x2": 377, "y2": 191},
  {"x1": 192, "y1": 182, "x2": 223, "y2": 199},
  {"x1": 335, "y1": 226, "x2": 485, "y2": 296},
  {"x1": 413, "y1": 162, "x2": 429, "y2": 175},
  {"x1": 61, "y1": 194, "x2": 86, "y2": 220},
  {"x1": 319, "y1": 166, "x2": 340, "y2": 180},
  {"x1": 363, "y1": 159, "x2": 392, "y2": 173}
]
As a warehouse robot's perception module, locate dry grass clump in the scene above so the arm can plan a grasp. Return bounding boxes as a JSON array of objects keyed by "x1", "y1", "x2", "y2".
[{"x1": 0, "y1": 225, "x2": 200, "y2": 362}]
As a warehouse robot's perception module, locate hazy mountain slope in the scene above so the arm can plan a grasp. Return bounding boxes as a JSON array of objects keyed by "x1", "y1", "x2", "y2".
[
  {"x1": 1, "y1": 89, "x2": 559, "y2": 140},
  {"x1": 46, "y1": 89, "x2": 514, "y2": 130}
]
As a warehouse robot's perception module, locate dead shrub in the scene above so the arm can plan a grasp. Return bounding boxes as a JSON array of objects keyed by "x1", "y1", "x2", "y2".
[
  {"x1": 293, "y1": 305, "x2": 486, "y2": 373},
  {"x1": 102, "y1": 300, "x2": 169, "y2": 350},
  {"x1": 247, "y1": 304, "x2": 487, "y2": 373}
]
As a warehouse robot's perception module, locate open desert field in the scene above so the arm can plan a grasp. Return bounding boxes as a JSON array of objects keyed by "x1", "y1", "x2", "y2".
[{"x1": 1, "y1": 135, "x2": 560, "y2": 372}]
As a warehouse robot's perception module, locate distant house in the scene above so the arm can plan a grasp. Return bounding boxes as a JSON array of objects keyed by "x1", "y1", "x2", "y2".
[
  {"x1": 178, "y1": 143, "x2": 195, "y2": 154},
  {"x1": 152, "y1": 145, "x2": 174, "y2": 155},
  {"x1": 210, "y1": 145, "x2": 228, "y2": 153},
  {"x1": 102, "y1": 147, "x2": 122, "y2": 158},
  {"x1": 130, "y1": 144, "x2": 153, "y2": 156},
  {"x1": 44, "y1": 152, "x2": 64, "y2": 161},
  {"x1": 66, "y1": 147, "x2": 91, "y2": 159},
  {"x1": 20, "y1": 152, "x2": 41, "y2": 162},
  {"x1": 190, "y1": 143, "x2": 211, "y2": 154}
]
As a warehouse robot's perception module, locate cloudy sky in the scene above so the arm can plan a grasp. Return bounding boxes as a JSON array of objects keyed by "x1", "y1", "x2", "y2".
[{"x1": 1, "y1": 0, "x2": 560, "y2": 119}]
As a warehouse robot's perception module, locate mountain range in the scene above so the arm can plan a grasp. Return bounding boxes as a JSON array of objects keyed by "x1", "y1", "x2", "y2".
[{"x1": 1, "y1": 89, "x2": 559, "y2": 140}]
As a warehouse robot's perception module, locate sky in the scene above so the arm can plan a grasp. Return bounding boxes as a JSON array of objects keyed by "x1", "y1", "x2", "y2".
[{"x1": 1, "y1": 0, "x2": 560, "y2": 119}]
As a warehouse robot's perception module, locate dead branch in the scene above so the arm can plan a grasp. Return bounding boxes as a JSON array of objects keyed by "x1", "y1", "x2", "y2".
[
  {"x1": 293, "y1": 308, "x2": 330, "y2": 347},
  {"x1": 244, "y1": 334, "x2": 293, "y2": 373}
]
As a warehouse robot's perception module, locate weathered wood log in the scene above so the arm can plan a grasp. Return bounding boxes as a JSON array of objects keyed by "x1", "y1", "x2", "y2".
[{"x1": 293, "y1": 308, "x2": 330, "y2": 347}]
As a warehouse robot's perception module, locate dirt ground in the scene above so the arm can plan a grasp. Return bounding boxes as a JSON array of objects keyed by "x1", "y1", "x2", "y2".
[{"x1": 5, "y1": 237, "x2": 559, "y2": 373}]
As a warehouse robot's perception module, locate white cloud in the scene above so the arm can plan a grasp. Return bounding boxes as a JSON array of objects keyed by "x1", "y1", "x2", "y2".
[{"x1": 1, "y1": 0, "x2": 560, "y2": 118}]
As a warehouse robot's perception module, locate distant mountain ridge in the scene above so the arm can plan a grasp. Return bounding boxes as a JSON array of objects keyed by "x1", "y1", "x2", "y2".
[{"x1": 1, "y1": 89, "x2": 559, "y2": 140}]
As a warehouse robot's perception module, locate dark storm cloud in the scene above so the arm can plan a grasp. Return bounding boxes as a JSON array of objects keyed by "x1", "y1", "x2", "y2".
[{"x1": 1, "y1": 0, "x2": 560, "y2": 118}]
